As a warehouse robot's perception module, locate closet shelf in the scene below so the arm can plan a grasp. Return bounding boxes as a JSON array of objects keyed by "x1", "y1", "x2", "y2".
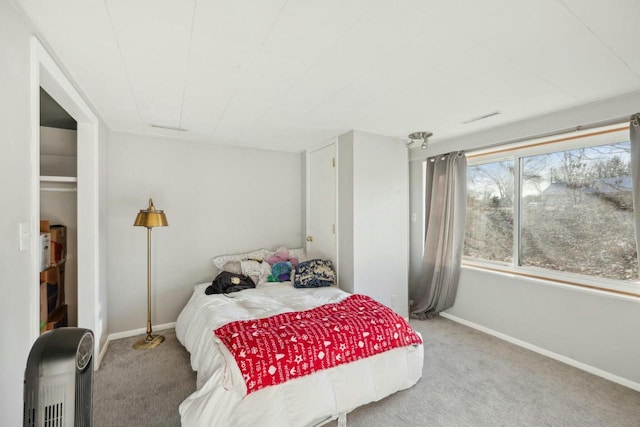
[
  {"x1": 40, "y1": 176, "x2": 77, "y2": 192},
  {"x1": 40, "y1": 175, "x2": 77, "y2": 183}
]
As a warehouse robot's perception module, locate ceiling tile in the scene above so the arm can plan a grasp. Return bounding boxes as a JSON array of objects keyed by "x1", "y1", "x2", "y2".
[
  {"x1": 106, "y1": 0, "x2": 195, "y2": 29},
  {"x1": 259, "y1": 0, "x2": 374, "y2": 61},
  {"x1": 22, "y1": 0, "x2": 115, "y2": 46},
  {"x1": 473, "y1": 0, "x2": 639, "y2": 99},
  {"x1": 107, "y1": 9, "x2": 192, "y2": 58},
  {"x1": 559, "y1": 0, "x2": 640, "y2": 77}
]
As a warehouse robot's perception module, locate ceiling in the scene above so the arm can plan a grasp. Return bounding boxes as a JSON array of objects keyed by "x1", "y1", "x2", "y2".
[{"x1": 19, "y1": 0, "x2": 640, "y2": 152}]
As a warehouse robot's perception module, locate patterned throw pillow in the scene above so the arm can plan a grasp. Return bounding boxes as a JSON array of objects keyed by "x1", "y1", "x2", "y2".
[{"x1": 293, "y1": 259, "x2": 336, "y2": 288}]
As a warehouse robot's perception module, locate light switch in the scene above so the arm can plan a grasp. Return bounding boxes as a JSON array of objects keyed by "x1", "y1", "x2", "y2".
[
  {"x1": 411, "y1": 213, "x2": 417, "y2": 222},
  {"x1": 19, "y1": 222, "x2": 30, "y2": 251}
]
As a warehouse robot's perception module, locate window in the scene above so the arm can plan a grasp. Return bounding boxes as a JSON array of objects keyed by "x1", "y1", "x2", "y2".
[
  {"x1": 465, "y1": 160, "x2": 514, "y2": 263},
  {"x1": 463, "y1": 125, "x2": 638, "y2": 293}
]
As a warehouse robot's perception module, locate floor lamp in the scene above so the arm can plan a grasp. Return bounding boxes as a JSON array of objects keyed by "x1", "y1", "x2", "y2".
[{"x1": 133, "y1": 198, "x2": 168, "y2": 350}]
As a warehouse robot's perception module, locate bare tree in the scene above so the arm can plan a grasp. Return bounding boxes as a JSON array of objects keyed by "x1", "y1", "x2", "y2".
[{"x1": 468, "y1": 161, "x2": 513, "y2": 206}]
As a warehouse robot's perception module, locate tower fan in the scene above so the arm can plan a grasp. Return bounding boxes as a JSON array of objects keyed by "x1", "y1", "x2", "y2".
[{"x1": 24, "y1": 328, "x2": 94, "y2": 427}]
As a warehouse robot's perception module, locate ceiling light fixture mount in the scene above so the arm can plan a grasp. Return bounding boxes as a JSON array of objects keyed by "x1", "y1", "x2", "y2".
[{"x1": 407, "y1": 131, "x2": 433, "y2": 149}]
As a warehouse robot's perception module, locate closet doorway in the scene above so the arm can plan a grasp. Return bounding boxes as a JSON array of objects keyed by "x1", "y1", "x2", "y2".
[
  {"x1": 30, "y1": 38, "x2": 101, "y2": 347},
  {"x1": 40, "y1": 87, "x2": 78, "y2": 328}
]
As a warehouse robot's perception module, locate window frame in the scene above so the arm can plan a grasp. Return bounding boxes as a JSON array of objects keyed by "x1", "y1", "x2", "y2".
[{"x1": 463, "y1": 124, "x2": 639, "y2": 297}]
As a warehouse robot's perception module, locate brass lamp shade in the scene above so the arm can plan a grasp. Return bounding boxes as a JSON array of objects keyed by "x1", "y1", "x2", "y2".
[
  {"x1": 133, "y1": 198, "x2": 168, "y2": 350},
  {"x1": 134, "y1": 199, "x2": 168, "y2": 228}
]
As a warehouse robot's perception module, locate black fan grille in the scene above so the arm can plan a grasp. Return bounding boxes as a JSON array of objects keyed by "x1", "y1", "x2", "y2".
[
  {"x1": 74, "y1": 355, "x2": 93, "y2": 427},
  {"x1": 23, "y1": 389, "x2": 36, "y2": 427},
  {"x1": 44, "y1": 402, "x2": 64, "y2": 426}
]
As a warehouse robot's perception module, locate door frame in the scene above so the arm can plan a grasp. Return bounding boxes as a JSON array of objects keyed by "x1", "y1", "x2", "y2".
[{"x1": 29, "y1": 37, "x2": 101, "y2": 347}]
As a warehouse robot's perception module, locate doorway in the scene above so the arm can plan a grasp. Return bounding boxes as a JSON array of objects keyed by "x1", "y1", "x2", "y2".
[
  {"x1": 40, "y1": 87, "x2": 78, "y2": 328},
  {"x1": 30, "y1": 37, "x2": 102, "y2": 349}
]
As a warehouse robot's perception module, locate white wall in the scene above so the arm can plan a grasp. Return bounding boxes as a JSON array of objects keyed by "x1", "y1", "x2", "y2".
[
  {"x1": 353, "y1": 131, "x2": 409, "y2": 316},
  {"x1": 40, "y1": 126, "x2": 77, "y2": 176},
  {"x1": 409, "y1": 90, "x2": 640, "y2": 388},
  {"x1": 448, "y1": 268, "x2": 640, "y2": 385},
  {"x1": 0, "y1": 2, "x2": 37, "y2": 425},
  {"x1": 335, "y1": 130, "x2": 409, "y2": 317},
  {"x1": 337, "y1": 133, "x2": 354, "y2": 293},
  {"x1": 408, "y1": 160, "x2": 423, "y2": 294},
  {"x1": 107, "y1": 132, "x2": 303, "y2": 333}
]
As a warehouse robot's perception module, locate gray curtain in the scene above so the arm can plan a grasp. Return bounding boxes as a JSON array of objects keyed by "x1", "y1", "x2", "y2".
[
  {"x1": 410, "y1": 152, "x2": 467, "y2": 319},
  {"x1": 631, "y1": 114, "x2": 640, "y2": 274}
]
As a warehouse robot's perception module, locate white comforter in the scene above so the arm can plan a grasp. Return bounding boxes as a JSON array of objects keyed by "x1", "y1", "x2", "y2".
[{"x1": 176, "y1": 282, "x2": 424, "y2": 427}]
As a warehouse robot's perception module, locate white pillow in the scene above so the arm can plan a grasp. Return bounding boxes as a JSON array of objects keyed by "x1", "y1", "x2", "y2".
[
  {"x1": 288, "y1": 247, "x2": 307, "y2": 262},
  {"x1": 211, "y1": 248, "x2": 271, "y2": 270},
  {"x1": 241, "y1": 260, "x2": 272, "y2": 285}
]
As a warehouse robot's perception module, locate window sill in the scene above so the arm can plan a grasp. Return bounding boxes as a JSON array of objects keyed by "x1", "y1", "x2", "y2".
[{"x1": 461, "y1": 261, "x2": 640, "y2": 300}]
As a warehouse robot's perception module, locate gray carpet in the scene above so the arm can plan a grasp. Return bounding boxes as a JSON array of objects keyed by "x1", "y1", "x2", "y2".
[
  {"x1": 93, "y1": 317, "x2": 640, "y2": 427},
  {"x1": 93, "y1": 329, "x2": 196, "y2": 427}
]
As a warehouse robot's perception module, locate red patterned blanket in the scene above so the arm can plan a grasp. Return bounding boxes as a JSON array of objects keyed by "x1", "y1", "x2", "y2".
[{"x1": 214, "y1": 294, "x2": 423, "y2": 395}]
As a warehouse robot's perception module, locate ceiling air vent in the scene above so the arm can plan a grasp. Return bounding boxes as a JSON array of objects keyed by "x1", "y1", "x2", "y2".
[
  {"x1": 462, "y1": 111, "x2": 500, "y2": 124},
  {"x1": 150, "y1": 124, "x2": 187, "y2": 132}
]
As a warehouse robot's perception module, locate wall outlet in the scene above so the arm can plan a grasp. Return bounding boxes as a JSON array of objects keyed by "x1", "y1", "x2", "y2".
[
  {"x1": 391, "y1": 294, "x2": 397, "y2": 308},
  {"x1": 411, "y1": 213, "x2": 417, "y2": 222}
]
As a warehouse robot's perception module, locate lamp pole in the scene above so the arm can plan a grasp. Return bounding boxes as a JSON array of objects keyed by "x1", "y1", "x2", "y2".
[
  {"x1": 133, "y1": 198, "x2": 167, "y2": 350},
  {"x1": 146, "y1": 226, "x2": 152, "y2": 338}
]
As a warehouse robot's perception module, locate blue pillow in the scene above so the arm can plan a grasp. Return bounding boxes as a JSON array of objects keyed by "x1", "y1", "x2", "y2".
[{"x1": 271, "y1": 261, "x2": 292, "y2": 281}]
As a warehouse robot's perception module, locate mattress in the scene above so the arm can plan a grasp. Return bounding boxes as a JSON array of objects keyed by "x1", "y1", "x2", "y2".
[{"x1": 176, "y1": 282, "x2": 424, "y2": 427}]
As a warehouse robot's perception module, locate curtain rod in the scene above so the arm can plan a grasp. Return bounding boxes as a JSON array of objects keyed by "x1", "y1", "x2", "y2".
[{"x1": 466, "y1": 115, "x2": 632, "y2": 159}]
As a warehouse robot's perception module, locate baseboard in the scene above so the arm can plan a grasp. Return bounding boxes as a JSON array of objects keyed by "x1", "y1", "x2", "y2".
[
  {"x1": 107, "y1": 322, "x2": 177, "y2": 341},
  {"x1": 95, "y1": 339, "x2": 110, "y2": 371},
  {"x1": 439, "y1": 312, "x2": 640, "y2": 392},
  {"x1": 93, "y1": 322, "x2": 177, "y2": 370}
]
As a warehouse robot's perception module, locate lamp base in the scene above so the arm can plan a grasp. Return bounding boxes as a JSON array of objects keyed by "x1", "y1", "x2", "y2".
[{"x1": 132, "y1": 334, "x2": 165, "y2": 350}]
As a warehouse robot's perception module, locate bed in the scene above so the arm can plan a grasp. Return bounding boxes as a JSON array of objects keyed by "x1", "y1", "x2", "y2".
[{"x1": 175, "y1": 249, "x2": 424, "y2": 427}]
